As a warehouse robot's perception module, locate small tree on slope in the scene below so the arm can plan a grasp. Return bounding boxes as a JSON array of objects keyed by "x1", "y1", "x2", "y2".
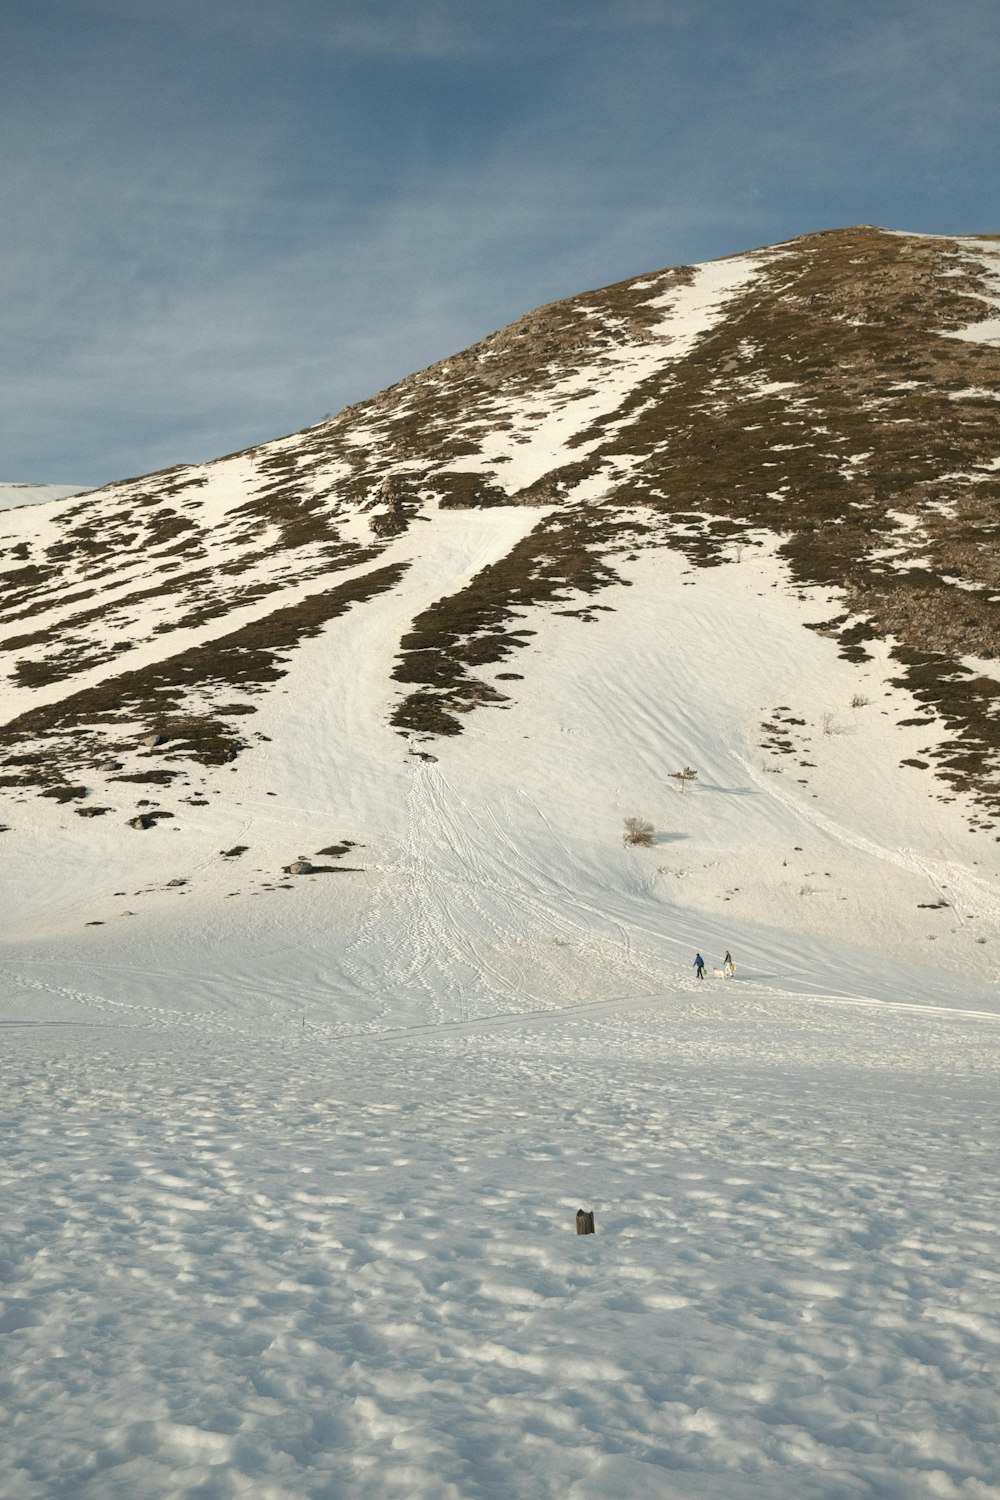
[{"x1": 669, "y1": 766, "x2": 698, "y2": 793}]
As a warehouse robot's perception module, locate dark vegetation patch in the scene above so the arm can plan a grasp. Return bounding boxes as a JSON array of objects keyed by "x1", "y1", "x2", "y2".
[
  {"x1": 110, "y1": 769, "x2": 183, "y2": 785},
  {"x1": 129, "y1": 811, "x2": 174, "y2": 829},
  {"x1": 3, "y1": 226, "x2": 1000, "y2": 816},
  {"x1": 283, "y1": 862, "x2": 360, "y2": 874},
  {"x1": 216, "y1": 439, "x2": 381, "y2": 555},
  {"x1": 149, "y1": 580, "x2": 284, "y2": 637},
  {"x1": 1, "y1": 626, "x2": 61, "y2": 653},
  {"x1": 0, "y1": 585, "x2": 99, "y2": 628},
  {"x1": 888, "y1": 651, "x2": 1000, "y2": 804},
  {"x1": 365, "y1": 476, "x2": 421, "y2": 537},
  {"x1": 1, "y1": 563, "x2": 54, "y2": 591},
  {"x1": 0, "y1": 563, "x2": 58, "y2": 616},
  {"x1": 365, "y1": 227, "x2": 1000, "y2": 815},
  {"x1": 390, "y1": 508, "x2": 626, "y2": 734},
  {"x1": 758, "y1": 705, "x2": 811, "y2": 762},
  {"x1": 0, "y1": 562, "x2": 409, "y2": 790},
  {"x1": 430, "y1": 473, "x2": 513, "y2": 509},
  {"x1": 0, "y1": 440, "x2": 386, "y2": 689},
  {"x1": 13, "y1": 642, "x2": 133, "y2": 688}
]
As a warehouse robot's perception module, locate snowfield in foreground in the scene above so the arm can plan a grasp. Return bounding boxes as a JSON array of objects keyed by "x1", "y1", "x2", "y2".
[
  {"x1": 2, "y1": 995, "x2": 997, "y2": 1500},
  {"x1": 2, "y1": 533, "x2": 999, "y2": 1497}
]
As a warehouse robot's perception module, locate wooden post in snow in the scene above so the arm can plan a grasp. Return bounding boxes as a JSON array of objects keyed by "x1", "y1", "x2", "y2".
[{"x1": 576, "y1": 1208, "x2": 595, "y2": 1235}]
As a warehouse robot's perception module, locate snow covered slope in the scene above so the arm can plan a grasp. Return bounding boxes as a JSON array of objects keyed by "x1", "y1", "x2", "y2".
[{"x1": 1, "y1": 227, "x2": 999, "y2": 1498}]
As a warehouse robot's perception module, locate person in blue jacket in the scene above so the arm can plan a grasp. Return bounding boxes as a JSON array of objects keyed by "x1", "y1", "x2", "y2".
[{"x1": 694, "y1": 953, "x2": 705, "y2": 980}]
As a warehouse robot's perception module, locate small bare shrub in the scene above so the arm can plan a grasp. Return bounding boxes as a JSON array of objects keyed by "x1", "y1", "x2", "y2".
[
  {"x1": 821, "y1": 712, "x2": 843, "y2": 736},
  {"x1": 623, "y1": 816, "x2": 655, "y2": 847},
  {"x1": 850, "y1": 693, "x2": 871, "y2": 708}
]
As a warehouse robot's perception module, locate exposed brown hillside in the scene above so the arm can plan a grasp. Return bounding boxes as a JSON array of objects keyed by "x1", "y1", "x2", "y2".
[{"x1": 1, "y1": 225, "x2": 999, "y2": 816}]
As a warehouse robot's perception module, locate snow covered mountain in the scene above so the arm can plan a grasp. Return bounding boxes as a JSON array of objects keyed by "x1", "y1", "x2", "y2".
[
  {"x1": 3, "y1": 227, "x2": 1000, "y2": 785},
  {"x1": 2, "y1": 224, "x2": 999, "y2": 983},
  {"x1": 2, "y1": 228, "x2": 999, "y2": 1499}
]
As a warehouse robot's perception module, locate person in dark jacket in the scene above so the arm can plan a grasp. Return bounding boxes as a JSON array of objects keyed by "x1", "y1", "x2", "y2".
[{"x1": 694, "y1": 953, "x2": 705, "y2": 980}]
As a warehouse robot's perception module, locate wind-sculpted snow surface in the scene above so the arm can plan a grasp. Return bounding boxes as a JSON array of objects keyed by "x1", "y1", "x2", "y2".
[{"x1": 1, "y1": 991, "x2": 998, "y2": 1499}]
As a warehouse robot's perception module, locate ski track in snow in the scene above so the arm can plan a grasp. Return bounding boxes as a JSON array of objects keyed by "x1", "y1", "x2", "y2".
[{"x1": 3, "y1": 499, "x2": 1000, "y2": 1496}]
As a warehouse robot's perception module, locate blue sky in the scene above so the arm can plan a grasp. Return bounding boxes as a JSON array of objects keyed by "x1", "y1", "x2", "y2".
[{"x1": 2, "y1": 0, "x2": 998, "y2": 485}]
